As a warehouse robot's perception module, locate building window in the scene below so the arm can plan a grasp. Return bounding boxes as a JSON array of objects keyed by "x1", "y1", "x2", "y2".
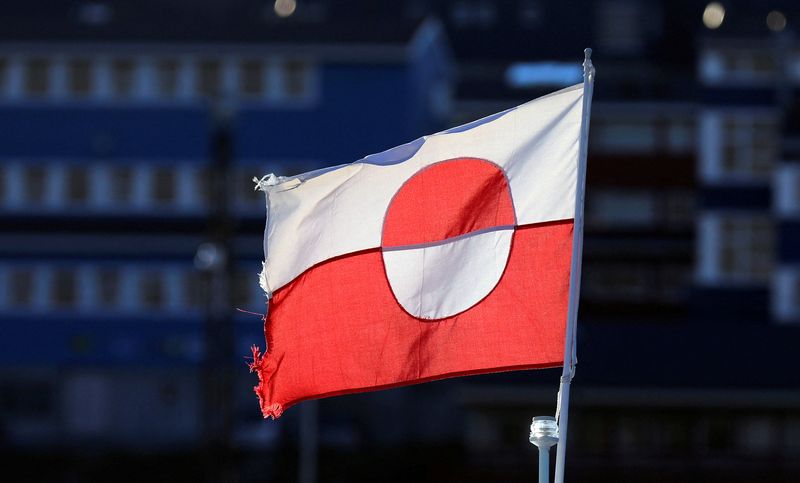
[
  {"x1": 583, "y1": 262, "x2": 689, "y2": 304},
  {"x1": 156, "y1": 59, "x2": 179, "y2": 97},
  {"x1": 715, "y1": 215, "x2": 774, "y2": 282},
  {"x1": 586, "y1": 190, "x2": 657, "y2": 229},
  {"x1": 24, "y1": 58, "x2": 50, "y2": 96},
  {"x1": 24, "y1": 165, "x2": 47, "y2": 204},
  {"x1": 111, "y1": 59, "x2": 135, "y2": 97},
  {"x1": 665, "y1": 189, "x2": 695, "y2": 228},
  {"x1": 591, "y1": 117, "x2": 656, "y2": 153},
  {"x1": 706, "y1": 417, "x2": 737, "y2": 454},
  {"x1": 0, "y1": 58, "x2": 8, "y2": 93},
  {"x1": 51, "y1": 269, "x2": 77, "y2": 308},
  {"x1": 721, "y1": 117, "x2": 777, "y2": 178},
  {"x1": 700, "y1": 49, "x2": 780, "y2": 85},
  {"x1": 699, "y1": 214, "x2": 776, "y2": 285},
  {"x1": 96, "y1": 269, "x2": 119, "y2": 307},
  {"x1": 152, "y1": 167, "x2": 175, "y2": 203},
  {"x1": 701, "y1": 111, "x2": 779, "y2": 183},
  {"x1": 785, "y1": 417, "x2": 800, "y2": 455},
  {"x1": 240, "y1": 59, "x2": 264, "y2": 97},
  {"x1": 667, "y1": 118, "x2": 695, "y2": 153},
  {"x1": 283, "y1": 60, "x2": 310, "y2": 98},
  {"x1": 68, "y1": 58, "x2": 92, "y2": 96},
  {"x1": 585, "y1": 188, "x2": 694, "y2": 231},
  {"x1": 184, "y1": 272, "x2": 204, "y2": 309},
  {"x1": 198, "y1": 59, "x2": 221, "y2": 98},
  {"x1": 583, "y1": 263, "x2": 651, "y2": 302},
  {"x1": 66, "y1": 166, "x2": 90, "y2": 203},
  {"x1": 140, "y1": 271, "x2": 164, "y2": 309},
  {"x1": 9, "y1": 268, "x2": 34, "y2": 307},
  {"x1": 593, "y1": 113, "x2": 694, "y2": 154},
  {"x1": 198, "y1": 166, "x2": 213, "y2": 206},
  {"x1": 109, "y1": 165, "x2": 133, "y2": 203}
]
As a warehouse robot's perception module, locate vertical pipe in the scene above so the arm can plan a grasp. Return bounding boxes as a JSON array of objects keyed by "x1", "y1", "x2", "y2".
[
  {"x1": 538, "y1": 446, "x2": 550, "y2": 483},
  {"x1": 299, "y1": 400, "x2": 319, "y2": 483}
]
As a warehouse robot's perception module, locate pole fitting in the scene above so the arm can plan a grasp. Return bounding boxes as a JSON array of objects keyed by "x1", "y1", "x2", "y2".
[{"x1": 529, "y1": 416, "x2": 560, "y2": 449}]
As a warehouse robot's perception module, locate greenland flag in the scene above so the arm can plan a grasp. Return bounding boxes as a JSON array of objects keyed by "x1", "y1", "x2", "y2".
[{"x1": 250, "y1": 84, "x2": 585, "y2": 418}]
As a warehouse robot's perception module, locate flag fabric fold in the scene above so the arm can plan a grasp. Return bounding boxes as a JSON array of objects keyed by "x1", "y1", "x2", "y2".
[{"x1": 251, "y1": 83, "x2": 586, "y2": 418}]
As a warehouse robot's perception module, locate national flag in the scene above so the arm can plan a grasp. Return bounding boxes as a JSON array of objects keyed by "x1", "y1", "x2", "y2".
[{"x1": 249, "y1": 83, "x2": 586, "y2": 419}]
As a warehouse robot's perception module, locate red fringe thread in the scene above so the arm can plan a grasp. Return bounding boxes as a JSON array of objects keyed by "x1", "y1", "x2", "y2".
[{"x1": 247, "y1": 345, "x2": 283, "y2": 419}]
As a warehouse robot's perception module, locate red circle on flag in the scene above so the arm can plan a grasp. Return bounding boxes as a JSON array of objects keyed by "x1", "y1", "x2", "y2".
[
  {"x1": 382, "y1": 157, "x2": 516, "y2": 248},
  {"x1": 381, "y1": 158, "x2": 516, "y2": 320}
]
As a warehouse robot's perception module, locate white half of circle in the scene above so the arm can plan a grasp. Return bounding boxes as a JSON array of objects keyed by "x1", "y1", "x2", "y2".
[{"x1": 381, "y1": 228, "x2": 514, "y2": 320}]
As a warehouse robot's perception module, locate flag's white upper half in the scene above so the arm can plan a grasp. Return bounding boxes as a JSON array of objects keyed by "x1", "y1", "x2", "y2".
[{"x1": 261, "y1": 83, "x2": 584, "y2": 294}]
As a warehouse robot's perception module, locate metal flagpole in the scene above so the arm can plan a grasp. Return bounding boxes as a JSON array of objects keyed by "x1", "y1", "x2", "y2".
[{"x1": 553, "y1": 48, "x2": 595, "y2": 483}]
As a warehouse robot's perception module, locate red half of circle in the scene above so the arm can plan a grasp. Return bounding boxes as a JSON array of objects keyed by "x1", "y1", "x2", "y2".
[{"x1": 382, "y1": 157, "x2": 515, "y2": 248}]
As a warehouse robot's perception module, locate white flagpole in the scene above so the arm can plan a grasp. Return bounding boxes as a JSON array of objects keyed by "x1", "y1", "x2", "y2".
[{"x1": 553, "y1": 48, "x2": 595, "y2": 483}]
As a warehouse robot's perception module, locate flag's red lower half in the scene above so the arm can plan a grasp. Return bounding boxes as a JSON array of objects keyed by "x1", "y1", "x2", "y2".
[{"x1": 250, "y1": 220, "x2": 573, "y2": 418}]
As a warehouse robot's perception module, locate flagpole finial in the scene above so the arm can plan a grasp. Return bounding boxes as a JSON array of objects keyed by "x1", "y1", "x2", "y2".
[{"x1": 582, "y1": 48, "x2": 595, "y2": 83}]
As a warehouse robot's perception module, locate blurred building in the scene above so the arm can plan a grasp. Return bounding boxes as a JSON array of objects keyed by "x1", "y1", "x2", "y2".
[
  {"x1": 2, "y1": 1, "x2": 800, "y2": 482},
  {"x1": 429, "y1": 1, "x2": 800, "y2": 482},
  {"x1": 0, "y1": 0, "x2": 451, "y2": 473}
]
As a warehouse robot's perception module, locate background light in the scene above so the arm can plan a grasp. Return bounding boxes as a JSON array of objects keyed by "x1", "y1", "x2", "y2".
[
  {"x1": 703, "y1": 2, "x2": 725, "y2": 30},
  {"x1": 274, "y1": 0, "x2": 296, "y2": 18},
  {"x1": 766, "y1": 11, "x2": 787, "y2": 32},
  {"x1": 506, "y1": 62, "x2": 583, "y2": 88}
]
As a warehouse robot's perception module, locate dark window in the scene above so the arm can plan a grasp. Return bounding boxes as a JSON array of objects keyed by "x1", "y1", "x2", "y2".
[
  {"x1": 240, "y1": 59, "x2": 264, "y2": 97},
  {"x1": 184, "y1": 273, "x2": 204, "y2": 309},
  {"x1": 152, "y1": 167, "x2": 175, "y2": 203},
  {"x1": 66, "y1": 166, "x2": 90, "y2": 203},
  {"x1": 25, "y1": 165, "x2": 47, "y2": 204},
  {"x1": 68, "y1": 59, "x2": 92, "y2": 96},
  {"x1": 157, "y1": 59, "x2": 179, "y2": 97},
  {"x1": 0, "y1": 58, "x2": 7, "y2": 93},
  {"x1": 110, "y1": 166, "x2": 133, "y2": 203},
  {"x1": 140, "y1": 271, "x2": 163, "y2": 309},
  {"x1": 52, "y1": 269, "x2": 77, "y2": 307},
  {"x1": 198, "y1": 166, "x2": 213, "y2": 206},
  {"x1": 111, "y1": 59, "x2": 135, "y2": 97},
  {"x1": 25, "y1": 58, "x2": 49, "y2": 96},
  {"x1": 10, "y1": 269, "x2": 34, "y2": 307},
  {"x1": 198, "y1": 59, "x2": 221, "y2": 98},
  {"x1": 97, "y1": 269, "x2": 119, "y2": 307},
  {"x1": 707, "y1": 418, "x2": 736, "y2": 453},
  {"x1": 284, "y1": 60, "x2": 308, "y2": 98}
]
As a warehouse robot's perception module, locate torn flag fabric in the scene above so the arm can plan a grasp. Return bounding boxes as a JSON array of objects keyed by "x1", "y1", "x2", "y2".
[{"x1": 250, "y1": 83, "x2": 586, "y2": 419}]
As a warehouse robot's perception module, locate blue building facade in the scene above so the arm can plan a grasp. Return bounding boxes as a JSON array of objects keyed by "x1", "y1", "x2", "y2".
[{"x1": 0, "y1": 8, "x2": 451, "y2": 449}]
